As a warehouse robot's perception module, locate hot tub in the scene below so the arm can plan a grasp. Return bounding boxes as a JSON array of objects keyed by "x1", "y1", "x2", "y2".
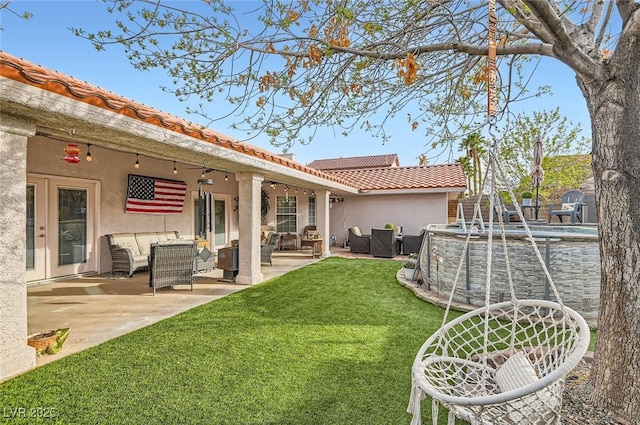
[{"x1": 421, "y1": 223, "x2": 600, "y2": 319}]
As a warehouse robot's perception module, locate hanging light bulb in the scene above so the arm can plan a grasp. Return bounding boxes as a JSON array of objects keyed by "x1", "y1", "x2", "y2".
[
  {"x1": 173, "y1": 161, "x2": 178, "y2": 174},
  {"x1": 134, "y1": 154, "x2": 140, "y2": 168},
  {"x1": 225, "y1": 173, "x2": 229, "y2": 182},
  {"x1": 86, "y1": 144, "x2": 92, "y2": 162},
  {"x1": 201, "y1": 167, "x2": 206, "y2": 178}
]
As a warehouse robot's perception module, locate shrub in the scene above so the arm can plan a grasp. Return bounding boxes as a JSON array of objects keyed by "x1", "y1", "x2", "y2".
[{"x1": 401, "y1": 260, "x2": 416, "y2": 269}]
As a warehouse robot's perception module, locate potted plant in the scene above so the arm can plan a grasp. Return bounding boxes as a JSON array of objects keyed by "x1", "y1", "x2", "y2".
[
  {"x1": 401, "y1": 259, "x2": 417, "y2": 280},
  {"x1": 521, "y1": 191, "x2": 533, "y2": 206}
]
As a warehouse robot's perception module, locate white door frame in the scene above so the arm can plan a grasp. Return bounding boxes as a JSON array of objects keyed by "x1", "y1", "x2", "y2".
[
  {"x1": 191, "y1": 191, "x2": 231, "y2": 250},
  {"x1": 212, "y1": 194, "x2": 231, "y2": 250},
  {"x1": 26, "y1": 177, "x2": 47, "y2": 281},
  {"x1": 26, "y1": 174, "x2": 100, "y2": 281}
]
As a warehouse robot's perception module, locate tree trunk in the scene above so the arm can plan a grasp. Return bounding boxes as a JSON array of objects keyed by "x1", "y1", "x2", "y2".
[{"x1": 579, "y1": 48, "x2": 640, "y2": 422}]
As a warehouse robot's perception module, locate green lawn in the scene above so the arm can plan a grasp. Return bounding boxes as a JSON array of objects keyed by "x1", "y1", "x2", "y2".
[{"x1": 0, "y1": 257, "x2": 595, "y2": 424}]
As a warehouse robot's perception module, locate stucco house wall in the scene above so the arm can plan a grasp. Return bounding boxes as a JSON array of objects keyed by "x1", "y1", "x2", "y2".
[
  {"x1": 330, "y1": 192, "x2": 449, "y2": 245},
  {"x1": 27, "y1": 136, "x2": 240, "y2": 273}
]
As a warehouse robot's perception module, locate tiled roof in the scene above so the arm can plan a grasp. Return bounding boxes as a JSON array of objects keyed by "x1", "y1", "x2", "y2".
[
  {"x1": 308, "y1": 154, "x2": 399, "y2": 171},
  {"x1": 0, "y1": 51, "x2": 353, "y2": 188},
  {"x1": 327, "y1": 164, "x2": 467, "y2": 191}
]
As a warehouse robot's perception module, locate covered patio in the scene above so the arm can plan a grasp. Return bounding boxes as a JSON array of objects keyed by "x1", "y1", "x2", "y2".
[{"x1": 0, "y1": 52, "x2": 358, "y2": 381}]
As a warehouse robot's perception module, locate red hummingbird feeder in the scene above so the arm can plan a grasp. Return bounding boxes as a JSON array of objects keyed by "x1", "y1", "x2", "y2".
[{"x1": 62, "y1": 143, "x2": 81, "y2": 164}]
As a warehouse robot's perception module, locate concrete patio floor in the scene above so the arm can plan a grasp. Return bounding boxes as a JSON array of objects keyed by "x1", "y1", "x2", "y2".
[{"x1": 26, "y1": 249, "x2": 354, "y2": 368}]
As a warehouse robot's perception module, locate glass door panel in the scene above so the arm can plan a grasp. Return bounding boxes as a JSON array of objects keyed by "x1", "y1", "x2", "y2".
[
  {"x1": 26, "y1": 179, "x2": 47, "y2": 281},
  {"x1": 26, "y1": 185, "x2": 35, "y2": 270},
  {"x1": 58, "y1": 188, "x2": 87, "y2": 266},
  {"x1": 214, "y1": 198, "x2": 227, "y2": 247}
]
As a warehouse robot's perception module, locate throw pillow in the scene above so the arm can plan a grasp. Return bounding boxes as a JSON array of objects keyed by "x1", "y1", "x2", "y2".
[
  {"x1": 199, "y1": 246, "x2": 212, "y2": 262},
  {"x1": 352, "y1": 226, "x2": 362, "y2": 236},
  {"x1": 561, "y1": 202, "x2": 576, "y2": 211},
  {"x1": 495, "y1": 351, "x2": 559, "y2": 424},
  {"x1": 495, "y1": 351, "x2": 538, "y2": 392}
]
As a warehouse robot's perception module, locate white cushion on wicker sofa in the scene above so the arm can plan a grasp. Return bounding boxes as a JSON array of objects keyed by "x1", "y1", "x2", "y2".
[
  {"x1": 107, "y1": 231, "x2": 182, "y2": 276},
  {"x1": 136, "y1": 232, "x2": 176, "y2": 255}
]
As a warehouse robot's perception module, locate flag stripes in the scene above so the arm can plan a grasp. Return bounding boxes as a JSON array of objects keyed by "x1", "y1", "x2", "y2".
[{"x1": 125, "y1": 174, "x2": 187, "y2": 214}]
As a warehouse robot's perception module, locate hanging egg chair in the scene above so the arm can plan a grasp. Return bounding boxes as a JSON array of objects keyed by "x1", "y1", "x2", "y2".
[
  {"x1": 407, "y1": 2, "x2": 590, "y2": 422},
  {"x1": 407, "y1": 144, "x2": 590, "y2": 425},
  {"x1": 407, "y1": 143, "x2": 591, "y2": 425}
]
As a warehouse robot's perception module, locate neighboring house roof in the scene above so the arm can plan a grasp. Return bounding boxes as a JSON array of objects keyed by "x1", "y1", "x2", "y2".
[
  {"x1": 308, "y1": 154, "x2": 399, "y2": 171},
  {"x1": 0, "y1": 51, "x2": 355, "y2": 188},
  {"x1": 328, "y1": 164, "x2": 467, "y2": 192}
]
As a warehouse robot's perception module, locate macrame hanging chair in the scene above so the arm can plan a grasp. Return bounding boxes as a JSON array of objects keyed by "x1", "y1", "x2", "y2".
[
  {"x1": 407, "y1": 3, "x2": 590, "y2": 424},
  {"x1": 406, "y1": 146, "x2": 590, "y2": 425}
]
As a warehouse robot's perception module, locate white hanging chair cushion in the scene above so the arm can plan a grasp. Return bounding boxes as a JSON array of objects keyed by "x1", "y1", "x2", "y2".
[
  {"x1": 495, "y1": 351, "x2": 538, "y2": 390},
  {"x1": 495, "y1": 351, "x2": 560, "y2": 424}
]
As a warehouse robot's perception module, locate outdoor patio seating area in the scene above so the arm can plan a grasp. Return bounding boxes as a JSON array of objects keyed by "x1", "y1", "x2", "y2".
[{"x1": 348, "y1": 226, "x2": 427, "y2": 258}]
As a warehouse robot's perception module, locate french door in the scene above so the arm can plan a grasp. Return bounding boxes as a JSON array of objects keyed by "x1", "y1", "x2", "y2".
[
  {"x1": 193, "y1": 191, "x2": 229, "y2": 250},
  {"x1": 26, "y1": 175, "x2": 98, "y2": 282}
]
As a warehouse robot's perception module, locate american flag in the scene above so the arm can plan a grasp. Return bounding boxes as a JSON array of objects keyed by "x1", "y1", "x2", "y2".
[{"x1": 125, "y1": 174, "x2": 187, "y2": 214}]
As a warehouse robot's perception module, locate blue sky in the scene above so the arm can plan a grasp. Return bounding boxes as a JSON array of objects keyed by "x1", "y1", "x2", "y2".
[{"x1": 0, "y1": 0, "x2": 592, "y2": 166}]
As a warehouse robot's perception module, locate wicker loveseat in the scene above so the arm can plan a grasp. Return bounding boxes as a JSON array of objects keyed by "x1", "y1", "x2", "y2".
[{"x1": 106, "y1": 231, "x2": 183, "y2": 276}]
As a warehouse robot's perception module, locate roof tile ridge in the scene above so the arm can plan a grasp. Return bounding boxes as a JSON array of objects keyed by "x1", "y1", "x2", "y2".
[{"x1": 0, "y1": 51, "x2": 358, "y2": 189}]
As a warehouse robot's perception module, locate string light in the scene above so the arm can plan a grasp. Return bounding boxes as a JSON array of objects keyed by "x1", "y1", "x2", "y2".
[
  {"x1": 86, "y1": 144, "x2": 92, "y2": 162},
  {"x1": 173, "y1": 161, "x2": 178, "y2": 174},
  {"x1": 135, "y1": 153, "x2": 140, "y2": 169}
]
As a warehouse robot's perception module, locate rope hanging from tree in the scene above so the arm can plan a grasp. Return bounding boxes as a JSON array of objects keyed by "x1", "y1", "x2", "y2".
[{"x1": 487, "y1": 0, "x2": 498, "y2": 118}]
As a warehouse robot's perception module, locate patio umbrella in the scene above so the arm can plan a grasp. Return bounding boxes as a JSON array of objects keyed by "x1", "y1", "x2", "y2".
[{"x1": 530, "y1": 135, "x2": 544, "y2": 219}]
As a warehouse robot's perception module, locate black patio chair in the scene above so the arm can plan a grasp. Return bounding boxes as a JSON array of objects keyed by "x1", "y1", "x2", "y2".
[
  {"x1": 401, "y1": 228, "x2": 426, "y2": 256},
  {"x1": 348, "y1": 227, "x2": 371, "y2": 254},
  {"x1": 548, "y1": 190, "x2": 585, "y2": 224},
  {"x1": 371, "y1": 228, "x2": 397, "y2": 258},
  {"x1": 498, "y1": 197, "x2": 521, "y2": 223}
]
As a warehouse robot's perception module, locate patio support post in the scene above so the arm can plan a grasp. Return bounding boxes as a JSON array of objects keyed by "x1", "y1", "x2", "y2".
[
  {"x1": 316, "y1": 189, "x2": 331, "y2": 257},
  {"x1": 0, "y1": 115, "x2": 36, "y2": 381},
  {"x1": 235, "y1": 173, "x2": 264, "y2": 285}
]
